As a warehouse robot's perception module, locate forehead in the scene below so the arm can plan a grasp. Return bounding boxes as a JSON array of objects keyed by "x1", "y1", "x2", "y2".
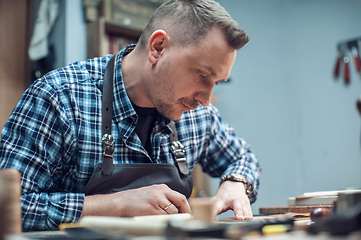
[{"x1": 178, "y1": 29, "x2": 237, "y2": 78}]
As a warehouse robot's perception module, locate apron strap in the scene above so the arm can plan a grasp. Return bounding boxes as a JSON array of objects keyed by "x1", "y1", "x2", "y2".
[
  {"x1": 100, "y1": 56, "x2": 190, "y2": 176},
  {"x1": 169, "y1": 121, "x2": 190, "y2": 175},
  {"x1": 101, "y1": 56, "x2": 115, "y2": 175}
]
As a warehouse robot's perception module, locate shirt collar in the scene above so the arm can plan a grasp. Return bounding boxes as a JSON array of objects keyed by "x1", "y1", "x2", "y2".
[{"x1": 112, "y1": 44, "x2": 137, "y2": 123}]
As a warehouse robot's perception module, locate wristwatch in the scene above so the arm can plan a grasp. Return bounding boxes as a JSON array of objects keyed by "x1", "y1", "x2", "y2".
[{"x1": 221, "y1": 174, "x2": 251, "y2": 196}]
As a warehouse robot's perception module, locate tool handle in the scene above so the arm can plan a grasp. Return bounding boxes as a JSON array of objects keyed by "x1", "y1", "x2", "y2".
[
  {"x1": 352, "y1": 47, "x2": 361, "y2": 72},
  {"x1": 343, "y1": 57, "x2": 350, "y2": 84},
  {"x1": 333, "y1": 53, "x2": 341, "y2": 78}
]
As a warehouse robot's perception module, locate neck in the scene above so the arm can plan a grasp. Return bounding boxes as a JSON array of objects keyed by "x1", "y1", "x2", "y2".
[{"x1": 122, "y1": 46, "x2": 154, "y2": 108}]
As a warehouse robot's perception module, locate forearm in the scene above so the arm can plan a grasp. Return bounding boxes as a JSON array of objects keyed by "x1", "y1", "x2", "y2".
[
  {"x1": 81, "y1": 185, "x2": 192, "y2": 219},
  {"x1": 194, "y1": 105, "x2": 261, "y2": 203},
  {"x1": 80, "y1": 193, "x2": 123, "y2": 218},
  {"x1": 21, "y1": 192, "x2": 84, "y2": 231}
]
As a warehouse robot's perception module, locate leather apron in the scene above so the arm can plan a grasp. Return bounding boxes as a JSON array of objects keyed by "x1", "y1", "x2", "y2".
[
  {"x1": 83, "y1": 162, "x2": 193, "y2": 197},
  {"x1": 82, "y1": 56, "x2": 193, "y2": 198}
]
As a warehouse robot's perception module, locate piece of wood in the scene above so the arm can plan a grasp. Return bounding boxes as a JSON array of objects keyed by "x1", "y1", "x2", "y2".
[
  {"x1": 188, "y1": 197, "x2": 215, "y2": 222},
  {"x1": 259, "y1": 205, "x2": 333, "y2": 215},
  {"x1": 191, "y1": 164, "x2": 211, "y2": 198},
  {"x1": 0, "y1": 0, "x2": 31, "y2": 129},
  {"x1": 0, "y1": 169, "x2": 22, "y2": 239},
  {"x1": 302, "y1": 189, "x2": 361, "y2": 198},
  {"x1": 288, "y1": 196, "x2": 338, "y2": 206}
]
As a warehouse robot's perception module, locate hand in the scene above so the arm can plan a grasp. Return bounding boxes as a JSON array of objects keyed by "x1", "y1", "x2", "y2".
[
  {"x1": 80, "y1": 184, "x2": 192, "y2": 218},
  {"x1": 212, "y1": 180, "x2": 253, "y2": 220}
]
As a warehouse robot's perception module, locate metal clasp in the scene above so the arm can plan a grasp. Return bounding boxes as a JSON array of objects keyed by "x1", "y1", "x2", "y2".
[
  {"x1": 102, "y1": 133, "x2": 115, "y2": 158},
  {"x1": 171, "y1": 141, "x2": 189, "y2": 175},
  {"x1": 171, "y1": 141, "x2": 185, "y2": 160}
]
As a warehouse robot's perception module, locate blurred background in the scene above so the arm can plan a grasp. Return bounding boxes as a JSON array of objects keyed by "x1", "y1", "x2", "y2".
[{"x1": 0, "y1": 0, "x2": 360, "y2": 217}]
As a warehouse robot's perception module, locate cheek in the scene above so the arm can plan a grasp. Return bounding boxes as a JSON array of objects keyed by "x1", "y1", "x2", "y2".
[{"x1": 157, "y1": 59, "x2": 197, "y2": 99}]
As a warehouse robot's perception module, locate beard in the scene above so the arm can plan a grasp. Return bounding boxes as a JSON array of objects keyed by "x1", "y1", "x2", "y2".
[
  {"x1": 155, "y1": 97, "x2": 199, "y2": 121},
  {"x1": 151, "y1": 56, "x2": 199, "y2": 120}
]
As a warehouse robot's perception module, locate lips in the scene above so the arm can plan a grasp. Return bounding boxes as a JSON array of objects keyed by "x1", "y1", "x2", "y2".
[
  {"x1": 178, "y1": 99, "x2": 199, "y2": 112},
  {"x1": 181, "y1": 103, "x2": 193, "y2": 112}
]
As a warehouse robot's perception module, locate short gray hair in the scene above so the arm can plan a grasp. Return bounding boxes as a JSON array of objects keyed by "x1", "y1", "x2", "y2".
[{"x1": 138, "y1": 0, "x2": 249, "y2": 50}]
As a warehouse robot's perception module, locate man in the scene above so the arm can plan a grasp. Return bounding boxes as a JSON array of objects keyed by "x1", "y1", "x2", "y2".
[{"x1": 0, "y1": 0, "x2": 261, "y2": 231}]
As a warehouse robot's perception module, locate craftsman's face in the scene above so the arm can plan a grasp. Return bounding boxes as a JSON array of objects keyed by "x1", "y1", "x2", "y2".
[{"x1": 149, "y1": 27, "x2": 237, "y2": 120}]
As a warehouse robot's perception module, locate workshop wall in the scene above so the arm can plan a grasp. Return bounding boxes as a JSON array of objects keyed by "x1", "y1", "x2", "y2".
[
  {"x1": 212, "y1": 0, "x2": 361, "y2": 215},
  {"x1": 51, "y1": 0, "x2": 87, "y2": 69}
]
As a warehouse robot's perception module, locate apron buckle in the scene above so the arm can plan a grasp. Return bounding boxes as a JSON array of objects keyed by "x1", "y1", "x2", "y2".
[
  {"x1": 102, "y1": 134, "x2": 115, "y2": 158},
  {"x1": 171, "y1": 141, "x2": 189, "y2": 175}
]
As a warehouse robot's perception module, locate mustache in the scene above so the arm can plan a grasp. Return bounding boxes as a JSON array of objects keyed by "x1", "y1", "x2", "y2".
[{"x1": 178, "y1": 98, "x2": 199, "y2": 110}]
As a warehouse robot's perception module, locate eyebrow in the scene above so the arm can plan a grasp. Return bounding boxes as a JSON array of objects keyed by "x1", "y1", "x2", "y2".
[
  {"x1": 206, "y1": 66, "x2": 217, "y2": 78},
  {"x1": 206, "y1": 66, "x2": 229, "y2": 82},
  {"x1": 199, "y1": 64, "x2": 229, "y2": 82}
]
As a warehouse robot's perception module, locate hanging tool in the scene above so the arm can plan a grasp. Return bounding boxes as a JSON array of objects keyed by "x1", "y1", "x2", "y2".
[
  {"x1": 333, "y1": 52, "x2": 342, "y2": 78},
  {"x1": 343, "y1": 55, "x2": 350, "y2": 84},
  {"x1": 334, "y1": 36, "x2": 361, "y2": 83},
  {"x1": 340, "y1": 43, "x2": 350, "y2": 84},
  {"x1": 352, "y1": 46, "x2": 361, "y2": 72}
]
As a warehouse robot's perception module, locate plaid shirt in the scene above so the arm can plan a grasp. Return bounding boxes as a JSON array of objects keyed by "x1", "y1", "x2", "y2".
[{"x1": 0, "y1": 45, "x2": 260, "y2": 231}]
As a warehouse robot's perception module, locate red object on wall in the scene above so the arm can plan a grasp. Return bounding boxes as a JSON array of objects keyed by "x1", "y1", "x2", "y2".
[
  {"x1": 352, "y1": 47, "x2": 361, "y2": 72},
  {"x1": 333, "y1": 53, "x2": 341, "y2": 78}
]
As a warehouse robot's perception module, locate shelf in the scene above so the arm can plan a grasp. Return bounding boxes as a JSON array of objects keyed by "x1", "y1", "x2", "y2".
[
  {"x1": 87, "y1": 17, "x2": 142, "y2": 59},
  {"x1": 104, "y1": 20, "x2": 142, "y2": 39}
]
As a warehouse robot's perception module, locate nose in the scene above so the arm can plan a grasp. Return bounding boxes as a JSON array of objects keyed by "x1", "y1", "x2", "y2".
[{"x1": 193, "y1": 85, "x2": 214, "y2": 107}]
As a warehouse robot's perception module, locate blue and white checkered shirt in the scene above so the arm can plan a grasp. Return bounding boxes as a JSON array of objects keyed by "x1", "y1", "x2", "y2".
[{"x1": 0, "y1": 45, "x2": 260, "y2": 231}]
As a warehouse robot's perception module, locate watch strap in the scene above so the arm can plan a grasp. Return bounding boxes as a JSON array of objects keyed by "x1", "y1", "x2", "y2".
[{"x1": 221, "y1": 174, "x2": 251, "y2": 196}]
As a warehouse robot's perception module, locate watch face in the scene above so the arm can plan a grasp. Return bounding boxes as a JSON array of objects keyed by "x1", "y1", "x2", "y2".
[
  {"x1": 227, "y1": 174, "x2": 245, "y2": 181},
  {"x1": 230, "y1": 174, "x2": 243, "y2": 180}
]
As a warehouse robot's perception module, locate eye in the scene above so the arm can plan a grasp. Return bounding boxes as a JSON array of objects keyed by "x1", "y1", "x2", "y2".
[{"x1": 198, "y1": 71, "x2": 207, "y2": 78}]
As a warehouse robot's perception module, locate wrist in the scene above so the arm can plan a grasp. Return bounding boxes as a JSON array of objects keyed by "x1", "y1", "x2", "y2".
[
  {"x1": 81, "y1": 193, "x2": 121, "y2": 218},
  {"x1": 220, "y1": 174, "x2": 250, "y2": 196}
]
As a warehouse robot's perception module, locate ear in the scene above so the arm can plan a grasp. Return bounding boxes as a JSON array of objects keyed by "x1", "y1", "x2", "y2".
[{"x1": 148, "y1": 30, "x2": 170, "y2": 65}]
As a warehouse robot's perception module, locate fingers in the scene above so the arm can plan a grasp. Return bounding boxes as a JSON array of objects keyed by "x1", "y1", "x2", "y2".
[
  {"x1": 212, "y1": 197, "x2": 227, "y2": 216},
  {"x1": 160, "y1": 201, "x2": 178, "y2": 214},
  {"x1": 233, "y1": 199, "x2": 253, "y2": 220},
  {"x1": 165, "y1": 190, "x2": 192, "y2": 214},
  {"x1": 212, "y1": 195, "x2": 253, "y2": 220},
  {"x1": 213, "y1": 199, "x2": 253, "y2": 220},
  {"x1": 149, "y1": 184, "x2": 191, "y2": 215},
  {"x1": 213, "y1": 181, "x2": 254, "y2": 220},
  {"x1": 115, "y1": 184, "x2": 192, "y2": 217}
]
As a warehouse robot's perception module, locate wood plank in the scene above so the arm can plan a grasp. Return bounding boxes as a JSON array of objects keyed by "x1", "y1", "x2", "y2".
[
  {"x1": 259, "y1": 205, "x2": 333, "y2": 215},
  {"x1": 0, "y1": 0, "x2": 31, "y2": 129}
]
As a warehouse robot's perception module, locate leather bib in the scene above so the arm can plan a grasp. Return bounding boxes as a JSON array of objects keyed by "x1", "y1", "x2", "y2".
[{"x1": 82, "y1": 55, "x2": 193, "y2": 198}]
